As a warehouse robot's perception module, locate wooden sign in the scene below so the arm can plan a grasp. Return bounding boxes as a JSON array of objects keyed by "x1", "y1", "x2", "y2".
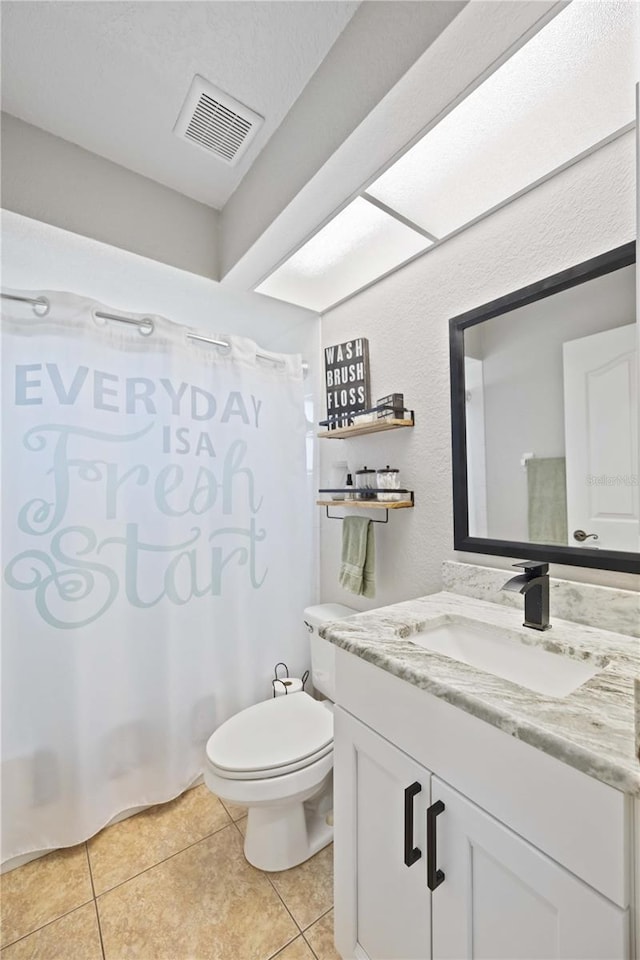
[{"x1": 324, "y1": 338, "x2": 370, "y2": 428}]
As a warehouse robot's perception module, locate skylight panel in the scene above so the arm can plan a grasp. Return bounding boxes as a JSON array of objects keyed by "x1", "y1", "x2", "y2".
[
  {"x1": 367, "y1": 1, "x2": 640, "y2": 239},
  {"x1": 256, "y1": 197, "x2": 431, "y2": 312}
]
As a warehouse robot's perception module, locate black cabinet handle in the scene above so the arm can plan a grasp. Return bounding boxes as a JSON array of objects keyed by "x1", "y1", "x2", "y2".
[
  {"x1": 427, "y1": 799, "x2": 445, "y2": 890},
  {"x1": 404, "y1": 781, "x2": 422, "y2": 867}
]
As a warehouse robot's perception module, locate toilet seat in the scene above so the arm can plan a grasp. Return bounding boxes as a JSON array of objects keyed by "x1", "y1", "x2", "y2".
[{"x1": 206, "y1": 693, "x2": 333, "y2": 780}]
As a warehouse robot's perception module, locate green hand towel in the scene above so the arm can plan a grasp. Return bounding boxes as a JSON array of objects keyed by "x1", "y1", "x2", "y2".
[
  {"x1": 339, "y1": 516, "x2": 376, "y2": 598},
  {"x1": 527, "y1": 457, "x2": 568, "y2": 545}
]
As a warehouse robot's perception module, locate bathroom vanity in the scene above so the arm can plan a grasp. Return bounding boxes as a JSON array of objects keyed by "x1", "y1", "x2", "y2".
[{"x1": 325, "y1": 570, "x2": 640, "y2": 960}]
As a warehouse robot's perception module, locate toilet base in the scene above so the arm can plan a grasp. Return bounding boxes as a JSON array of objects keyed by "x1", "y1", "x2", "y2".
[
  {"x1": 244, "y1": 774, "x2": 333, "y2": 872},
  {"x1": 244, "y1": 799, "x2": 333, "y2": 872},
  {"x1": 205, "y1": 743, "x2": 334, "y2": 872}
]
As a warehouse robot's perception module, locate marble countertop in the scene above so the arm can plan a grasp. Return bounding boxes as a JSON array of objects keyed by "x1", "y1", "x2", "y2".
[{"x1": 323, "y1": 591, "x2": 640, "y2": 796}]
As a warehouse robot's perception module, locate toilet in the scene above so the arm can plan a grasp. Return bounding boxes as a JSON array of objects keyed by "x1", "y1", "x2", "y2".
[{"x1": 204, "y1": 604, "x2": 355, "y2": 871}]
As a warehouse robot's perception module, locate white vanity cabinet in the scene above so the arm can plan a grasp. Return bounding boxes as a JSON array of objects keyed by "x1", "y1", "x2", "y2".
[
  {"x1": 333, "y1": 649, "x2": 633, "y2": 960},
  {"x1": 432, "y1": 777, "x2": 627, "y2": 960},
  {"x1": 334, "y1": 708, "x2": 433, "y2": 960}
]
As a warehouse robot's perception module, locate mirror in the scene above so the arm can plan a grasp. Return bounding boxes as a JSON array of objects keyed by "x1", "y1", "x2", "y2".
[{"x1": 450, "y1": 243, "x2": 639, "y2": 574}]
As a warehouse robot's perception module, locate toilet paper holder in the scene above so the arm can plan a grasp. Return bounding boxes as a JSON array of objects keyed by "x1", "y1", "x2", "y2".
[{"x1": 272, "y1": 662, "x2": 309, "y2": 697}]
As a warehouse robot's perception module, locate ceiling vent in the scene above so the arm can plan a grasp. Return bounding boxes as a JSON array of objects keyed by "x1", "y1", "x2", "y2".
[{"x1": 174, "y1": 75, "x2": 264, "y2": 166}]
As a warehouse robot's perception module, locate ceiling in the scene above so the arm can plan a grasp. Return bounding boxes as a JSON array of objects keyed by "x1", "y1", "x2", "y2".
[
  {"x1": 0, "y1": 0, "x2": 359, "y2": 209},
  {"x1": 258, "y1": 0, "x2": 639, "y2": 312},
  {"x1": 10, "y1": 0, "x2": 632, "y2": 313}
]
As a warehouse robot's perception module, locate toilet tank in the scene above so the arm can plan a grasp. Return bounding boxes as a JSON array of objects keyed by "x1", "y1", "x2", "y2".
[{"x1": 303, "y1": 603, "x2": 357, "y2": 701}]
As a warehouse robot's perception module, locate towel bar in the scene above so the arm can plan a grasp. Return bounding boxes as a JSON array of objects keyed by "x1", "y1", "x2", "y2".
[{"x1": 324, "y1": 505, "x2": 390, "y2": 523}]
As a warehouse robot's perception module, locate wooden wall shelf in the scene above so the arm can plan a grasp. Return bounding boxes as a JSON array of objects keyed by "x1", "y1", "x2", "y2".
[
  {"x1": 316, "y1": 499, "x2": 413, "y2": 510},
  {"x1": 317, "y1": 495, "x2": 414, "y2": 522},
  {"x1": 317, "y1": 417, "x2": 414, "y2": 440}
]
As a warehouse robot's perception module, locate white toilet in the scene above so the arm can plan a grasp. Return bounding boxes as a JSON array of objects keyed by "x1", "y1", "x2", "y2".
[{"x1": 204, "y1": 604, "x2": 355, "y2": 871}]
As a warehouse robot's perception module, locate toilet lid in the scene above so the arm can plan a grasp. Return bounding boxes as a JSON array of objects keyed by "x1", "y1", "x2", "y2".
[{"x1": 206, "y1": 693, "x2": 333, "y2": 779}]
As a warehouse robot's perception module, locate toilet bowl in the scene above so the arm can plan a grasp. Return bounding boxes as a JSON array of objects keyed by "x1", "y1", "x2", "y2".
[
  {"x1": 205, "y1": 693, "x2": 334, "y2": 871},
  {"x1": 204, "y1": 603, "x2": 355, "y2": 871}
]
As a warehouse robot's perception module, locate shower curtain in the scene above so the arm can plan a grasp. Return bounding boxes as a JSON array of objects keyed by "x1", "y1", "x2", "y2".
[{"x1": 1, "y1": 290, "x2": 312, "y2": 863}]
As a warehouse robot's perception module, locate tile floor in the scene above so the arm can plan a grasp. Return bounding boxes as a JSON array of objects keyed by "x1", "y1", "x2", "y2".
[{"x1": 0, "y1": 785, "x2": 341, "y2": 960}]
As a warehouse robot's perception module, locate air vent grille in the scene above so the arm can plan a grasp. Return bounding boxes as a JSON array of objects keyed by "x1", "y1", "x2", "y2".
[{"x1": 174, "y1": 76, "x2": 264, "y2": 166}]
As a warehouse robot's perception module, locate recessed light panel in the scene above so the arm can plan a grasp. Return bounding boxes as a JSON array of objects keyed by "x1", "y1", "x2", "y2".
[
  {"x1": 367, "y1": 1, "x2": 640, "y2": 238},
  {"x1": 256, "y1": 198, "x2": 431, "y2": 312}
]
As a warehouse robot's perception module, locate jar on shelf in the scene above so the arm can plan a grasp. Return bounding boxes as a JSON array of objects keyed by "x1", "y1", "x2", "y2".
[
  {"x1": 376, "y1": 466, "x2": 402, "y2": 501},
  {"x1": 355, "y1": 467, "x2": 376, "y2": 500}
]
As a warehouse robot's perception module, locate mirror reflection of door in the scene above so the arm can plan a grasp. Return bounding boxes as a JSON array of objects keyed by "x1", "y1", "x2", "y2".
[{"x1": 563, "y1": 324, "x2": 638, "y2": 552}]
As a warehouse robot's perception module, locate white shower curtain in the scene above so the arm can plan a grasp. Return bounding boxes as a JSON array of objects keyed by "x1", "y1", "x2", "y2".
[{"x1": 1, "y1": 290, "x2": 312, "y2": 863}]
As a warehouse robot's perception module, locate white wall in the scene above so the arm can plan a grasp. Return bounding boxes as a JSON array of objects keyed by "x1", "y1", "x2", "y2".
[
  {"x1": 319, "y1": 130, "x2": 638, "y2": 608},
  {"x1": 1, "y1": 114, "x2": 220, "y2": 281}
]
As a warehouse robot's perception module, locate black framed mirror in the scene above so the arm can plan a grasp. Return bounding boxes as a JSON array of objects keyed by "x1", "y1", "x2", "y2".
[{"x1": 449, "y1": 242, "x2": 639, "y2": 574}]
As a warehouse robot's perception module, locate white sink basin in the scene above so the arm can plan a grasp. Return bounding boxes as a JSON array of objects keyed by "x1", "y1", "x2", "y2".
[{"x1": 407, "y1": 616, "x2": 607, "y2": 697}]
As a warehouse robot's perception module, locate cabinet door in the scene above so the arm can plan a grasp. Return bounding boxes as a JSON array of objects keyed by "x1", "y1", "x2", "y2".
[
  {"x1": 334, "y1": 707, "x2": 431, "y2": 960},
  {"x1": 431, "y1": 778, "x2": 629, "y2": 960}
]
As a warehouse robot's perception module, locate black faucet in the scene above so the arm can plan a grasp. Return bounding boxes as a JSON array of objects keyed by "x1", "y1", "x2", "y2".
[{"x1": 501, "y1": 561, "x2": 551, "y2": 631}]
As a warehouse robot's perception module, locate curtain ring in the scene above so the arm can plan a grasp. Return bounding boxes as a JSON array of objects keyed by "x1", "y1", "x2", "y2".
[{"x1": 32, "y1": 297, "x2": 50, "y2": 317}]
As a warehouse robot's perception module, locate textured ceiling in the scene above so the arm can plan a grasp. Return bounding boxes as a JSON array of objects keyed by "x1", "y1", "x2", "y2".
[{"x1": 0, "y1": 1, "x2": 359, "y2": 209}]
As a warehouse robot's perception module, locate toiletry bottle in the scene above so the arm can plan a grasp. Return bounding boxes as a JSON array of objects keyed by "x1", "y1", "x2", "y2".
[
  {"x1": 344, "y1": 473, "x2": 354, "y2": 500},
  {"x1": 330, "y1": 461, "x2": 348, "y2": 500}
]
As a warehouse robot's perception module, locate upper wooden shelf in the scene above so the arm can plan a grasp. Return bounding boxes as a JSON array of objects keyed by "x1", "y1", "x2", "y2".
[{"x1": 317, "y1": 417, "x2": 414, "y2": 439}]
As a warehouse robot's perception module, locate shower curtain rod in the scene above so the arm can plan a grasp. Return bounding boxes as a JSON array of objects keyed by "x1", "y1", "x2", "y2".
[{"x1": 1, "y1": 292, "x2": 309, "y2": 376}]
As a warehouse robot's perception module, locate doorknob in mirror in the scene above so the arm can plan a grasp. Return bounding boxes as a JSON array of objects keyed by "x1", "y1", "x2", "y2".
[{"x1": 573, "y1": 529, "x2": 599, "y2": 543}]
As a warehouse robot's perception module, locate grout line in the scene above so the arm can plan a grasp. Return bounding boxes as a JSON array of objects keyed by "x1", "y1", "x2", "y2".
[
  {"x1": 85, "y1": 843, "x2": 106, "y2": 960},
  {"x1": 302, "y1": 931, "x2": 321, "y2": 960},
  {"x1": 232, "y1": 821, "x2": 335, "y2": 945},
  {"x1": 302, "y1": 905, "x2": 335, "y2": 960},
  {"x1": 219, "y1": 799, "x2": 247, "y2": 822},
  {"x1": 0, "y1": 898, "x2": 95, "y2": 950},
  {"x1": 94, "y1": 820, "x2": 236, "y2": 900},
  {"x1": 301, "y1": 903, "x2": 333, "y2": 933},
  {"x1": 263, "y1": 872, "x2": 302, "y2": 933},
  {"x1": 231, "y1": 817, "x2": 247, "y2": 837},
  {"x1": 231, "y1": 819, "x2": 306, "y2": 957},
  {"x1": 85, "y1": 842, "x2": 97, "y2": 898},
  {"x1": 235, "y1": 819, "x2": 303, "y2": 936},
  {"x1": 265, "y1": 932, "x2": 307, "y2": 960},
  {"x1": 92, "y1": 899, "x2": 107, "y2": 960}
]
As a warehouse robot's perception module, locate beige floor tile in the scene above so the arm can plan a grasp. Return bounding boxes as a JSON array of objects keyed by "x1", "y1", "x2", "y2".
[
  {"x1": 87, "y1": 783, "x2": 231, "y2": 894},
  {"x1": 304, "y1": 910, "x2": 341, "y2": 960},
  {"x1": 271, "y1": 936, "x2": 316, "y2": 960},
  {"x1": 220, "y1": 798, "x2": 247, "y2": 821},
  {"x1": 0, "y1": 846, "x2": 93, "y2": 947},
  {"x1": 236, "y1": 816, "x2": 247, "y2": 837},
  {"x1": 0, "y1": 902, "x2": 102, "y2": 960},
  {"x1": 98, "y1": 823, "x2": 298, "y2": 960},
  {"x1": 268, "y1": 845, "x2": 333, "y2": 931}
]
